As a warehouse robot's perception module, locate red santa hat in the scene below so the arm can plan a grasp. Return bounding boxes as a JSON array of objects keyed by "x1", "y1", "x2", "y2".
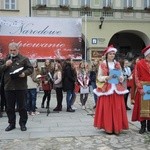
[
  {"x1": 142, "y1": 45, "x2": 150, "y2": 57},
  {"x1": 103, "y1": 45, "x2": 117, "y2": 55}
]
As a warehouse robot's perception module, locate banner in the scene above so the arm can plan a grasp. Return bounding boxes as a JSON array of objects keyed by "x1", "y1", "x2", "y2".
[{"x1": 0, "y1": 17, "x2": 82, "y2": 59}]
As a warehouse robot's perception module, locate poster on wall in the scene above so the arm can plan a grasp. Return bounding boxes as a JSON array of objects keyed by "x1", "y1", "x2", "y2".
[
  {"x1": 91, "y1": 50, "x2": 103, "y2": 58},
  {"x1": 0, "y1": 17, "x2": 82, "y2": 60}
]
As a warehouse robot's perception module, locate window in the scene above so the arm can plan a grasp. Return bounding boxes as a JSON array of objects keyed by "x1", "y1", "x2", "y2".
[
  {"x1": 103, "y1": 0, "x2": 112, "y2": 7},
  {"x1": 94, "y1": 0, "x2": 99, "y2": 5},
  {"x1": 4, "y1": 0, "x2": 16, "y2": 9},
  {"x1": 144, "y1": 0, "x2": 150, "y2": 8},
  {"x1": 102, "y1": 11, "x2": 113, "y2": 17},
  {"x1": 124, "y1": 0, "x2": 133, "y2": 8},
  {"x1": 60, "y1": 0, "x2": 69, "y2": 6},
  {"x1": 81, "y1": 0, "x2": 90, "y2": 7},
  {"x1": 36, "y1": 0, "x2": 47, "y2": 5}
]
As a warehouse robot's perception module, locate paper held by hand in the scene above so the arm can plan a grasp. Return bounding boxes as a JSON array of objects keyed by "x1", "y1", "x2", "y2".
[
  {"x1": 143, "y1": 85, "x2": 150, "y2": 100},
  {"x1": 10, "y1": 67, "x2": 24, "y2": 75},
  {"x1": 108, "y1": 69, "x2": 121, "y2": 84},
  {"x1": 36, "y1": 74, "x2": 42, "y2": 79}
]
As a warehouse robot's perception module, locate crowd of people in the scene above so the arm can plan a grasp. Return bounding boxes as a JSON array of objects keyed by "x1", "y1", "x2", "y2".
[{"x1": 0, "y1": 42, "x2": 150, "y2": 136}]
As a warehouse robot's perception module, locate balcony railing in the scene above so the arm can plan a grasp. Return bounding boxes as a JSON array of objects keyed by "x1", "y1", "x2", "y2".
[{"x1": 32, "y1": 6, "x2": 150, "y2": 14}]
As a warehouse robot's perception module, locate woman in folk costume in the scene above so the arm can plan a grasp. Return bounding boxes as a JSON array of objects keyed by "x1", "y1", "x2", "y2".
[
  {"x1": 93, "y1": 45, "x2": 129, "y2": 135},
  {"x1": 132, "y1": 45, "x2": 150, "y2": 134}
]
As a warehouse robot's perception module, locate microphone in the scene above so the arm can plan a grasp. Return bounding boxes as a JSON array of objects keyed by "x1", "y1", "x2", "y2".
[{"x1": 10, "y1": 54, "x2": 13, "y2": 60}]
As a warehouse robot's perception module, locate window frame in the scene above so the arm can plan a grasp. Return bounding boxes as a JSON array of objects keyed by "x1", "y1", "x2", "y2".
[
  {"x1": 81, "y1": 0, "x2": 90, "y2": 7},
  {"x1": 36, "y1": 0, "x2": 47, "y2": 5},
  {"x1": 103, "y1": 0, "x2": 112, "y2": 7},
  {"x1": 124, "y1": 0, "x2": 133, "y2": 8},
  {"x1": 144, "y1": 0, "x2": 150, "y2": 8},
  {"x1": 4, "y1": 0, "x2": 17, "y2": 10},
  {"x1": 59, "y1": 0, "x2": 69, "y2": 6}
]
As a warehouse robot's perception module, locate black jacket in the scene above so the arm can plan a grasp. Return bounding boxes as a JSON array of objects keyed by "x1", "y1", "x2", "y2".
[
  {"x1": 0, "y1": 54, "x2": 33, "y2": 90},
  {"x1": 62, "y1": 63, "x2": 76, "y2": 91},
  {"x1": 89, "y1": 70, "x2": 97, "y2": 83},
  {"x1": 0, "y1": 59, "x2": 4, "y2": 93}
]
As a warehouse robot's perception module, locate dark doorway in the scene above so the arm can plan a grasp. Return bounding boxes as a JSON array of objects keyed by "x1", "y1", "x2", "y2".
[{"x1": 109, "y1": 32, "x2": 145, "y2": 61}]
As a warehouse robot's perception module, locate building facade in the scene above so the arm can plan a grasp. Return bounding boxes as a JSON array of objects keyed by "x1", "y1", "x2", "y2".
[
  {"x1": 0, "y1": 0, "x2": 150, "y2": 61},
  {"x1": 0, "y1": 0, "x2": 30, "y2": 17}
]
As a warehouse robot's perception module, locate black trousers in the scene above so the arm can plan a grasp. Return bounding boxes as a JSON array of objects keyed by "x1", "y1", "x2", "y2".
[
  {"x1": 5, "y1": 90, "x2": 28, "y2": 126},
  {"x1": 56, "y1": 87, "x2": 63, "y2": 107},
  {"x1": 42, "y1": 90, "x2": 51, "y2": 107},
  {"x1": 0, "y1": 94, "x2": 1, "y2": 112},
  {"x1": 0, "y1": 85, "x2": 7, "y2": 111},
  {"x1": 124, "y1": 87, "x2": 131, "y2": 107}
]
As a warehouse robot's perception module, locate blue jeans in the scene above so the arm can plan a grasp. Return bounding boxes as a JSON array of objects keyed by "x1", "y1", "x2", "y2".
[
  {"x1": 27, "y1": 89, "x2": 37, "y2": 112},
  {"x1": 71, "y1": 92, "x2": 76, "y2": 105},
  {"x1": 66, "y1": 90, "x2": 74, "y2": 109},
  {"x1": 90, "y1": 82, "x2": 97, "y2": 104}
]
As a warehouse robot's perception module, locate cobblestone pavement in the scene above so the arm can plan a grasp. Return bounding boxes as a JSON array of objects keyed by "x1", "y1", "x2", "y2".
[
  {"x1": 0, "y1": 133, "x2": 150, "y2": 150},
  {"x1": 0, "y1": 92, "x2": 150, "y2": 150}
]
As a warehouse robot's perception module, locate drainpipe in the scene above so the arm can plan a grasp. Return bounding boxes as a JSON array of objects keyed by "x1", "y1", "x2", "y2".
[{"x1": 29, "y1": 0, "x2": 31, "y2": 17}]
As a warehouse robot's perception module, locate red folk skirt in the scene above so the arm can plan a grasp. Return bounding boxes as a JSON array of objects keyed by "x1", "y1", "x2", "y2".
[{"x1": 94, "y1": 92, "x2": 129, "y2": 134}]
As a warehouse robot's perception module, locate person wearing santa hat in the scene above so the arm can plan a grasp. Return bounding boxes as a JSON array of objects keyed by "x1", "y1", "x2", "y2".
[
  {"x1": 93, "y1": 45, "x2": 129, "y2": 135},
  {"x1": 132, "y1": 45, "x2": 150, "y2": 134}
]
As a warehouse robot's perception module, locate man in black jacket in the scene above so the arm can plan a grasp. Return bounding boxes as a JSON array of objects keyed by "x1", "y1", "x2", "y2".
[{"x1": 0, "y1": 42, "x2": 33, "y2": 131}]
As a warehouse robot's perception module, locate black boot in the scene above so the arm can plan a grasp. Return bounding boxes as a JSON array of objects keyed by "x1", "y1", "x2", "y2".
[
  {"x1": 139, "y1": 120, "x2": 146, "y2": 134},
  {"x1": 5, "y1": 124, "x2": 16, "y2": 131},
  {"x1": 66, "y1": 107, "x2": 75, "y2": 112},
  {"x1": 41, "y1": 103, "x2": 44, "y2": 108},
  {"x1": 57, "y1": 105, "x2": 62, "y2": 111},
  {"x1": 147, "y1": 120, "x2": 150, "y2": 132},
  {"x1": 53, "y1": 106, "x2": 60, "y2": 111}
]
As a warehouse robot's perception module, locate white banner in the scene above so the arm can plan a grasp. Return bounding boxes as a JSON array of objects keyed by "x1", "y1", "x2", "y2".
[
  {"x1": 0, "y1": 17, "x2": 82, "y2": 59},
  {"x1": 0, "y1": 17, "x2": 82, "y2": 37}
]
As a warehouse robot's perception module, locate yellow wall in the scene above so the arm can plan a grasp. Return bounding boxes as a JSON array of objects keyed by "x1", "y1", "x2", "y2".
[{"x1": 82, "y1": 21, "x2": 150, "y2": 48}]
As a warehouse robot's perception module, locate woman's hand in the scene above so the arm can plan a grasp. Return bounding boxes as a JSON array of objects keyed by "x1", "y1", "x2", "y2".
[
  {"x1": 119, "y1": 76, "x2": 124, "y2": 82},
  {"x1": 128, "y1": 75, "x2": 133, "y2": 80},
  {"x1": 105, "y1": 76, "x2": 112, "y2": 82},
  {"x1": 19, "y1": 72, "x2": 25, "y2": 78},
  {"x1": 131, "y1": 99, "x2": 135, "y2": 105},
  {"x1": 139, "y1": 89, "x2": 144, "y2": 95}
]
